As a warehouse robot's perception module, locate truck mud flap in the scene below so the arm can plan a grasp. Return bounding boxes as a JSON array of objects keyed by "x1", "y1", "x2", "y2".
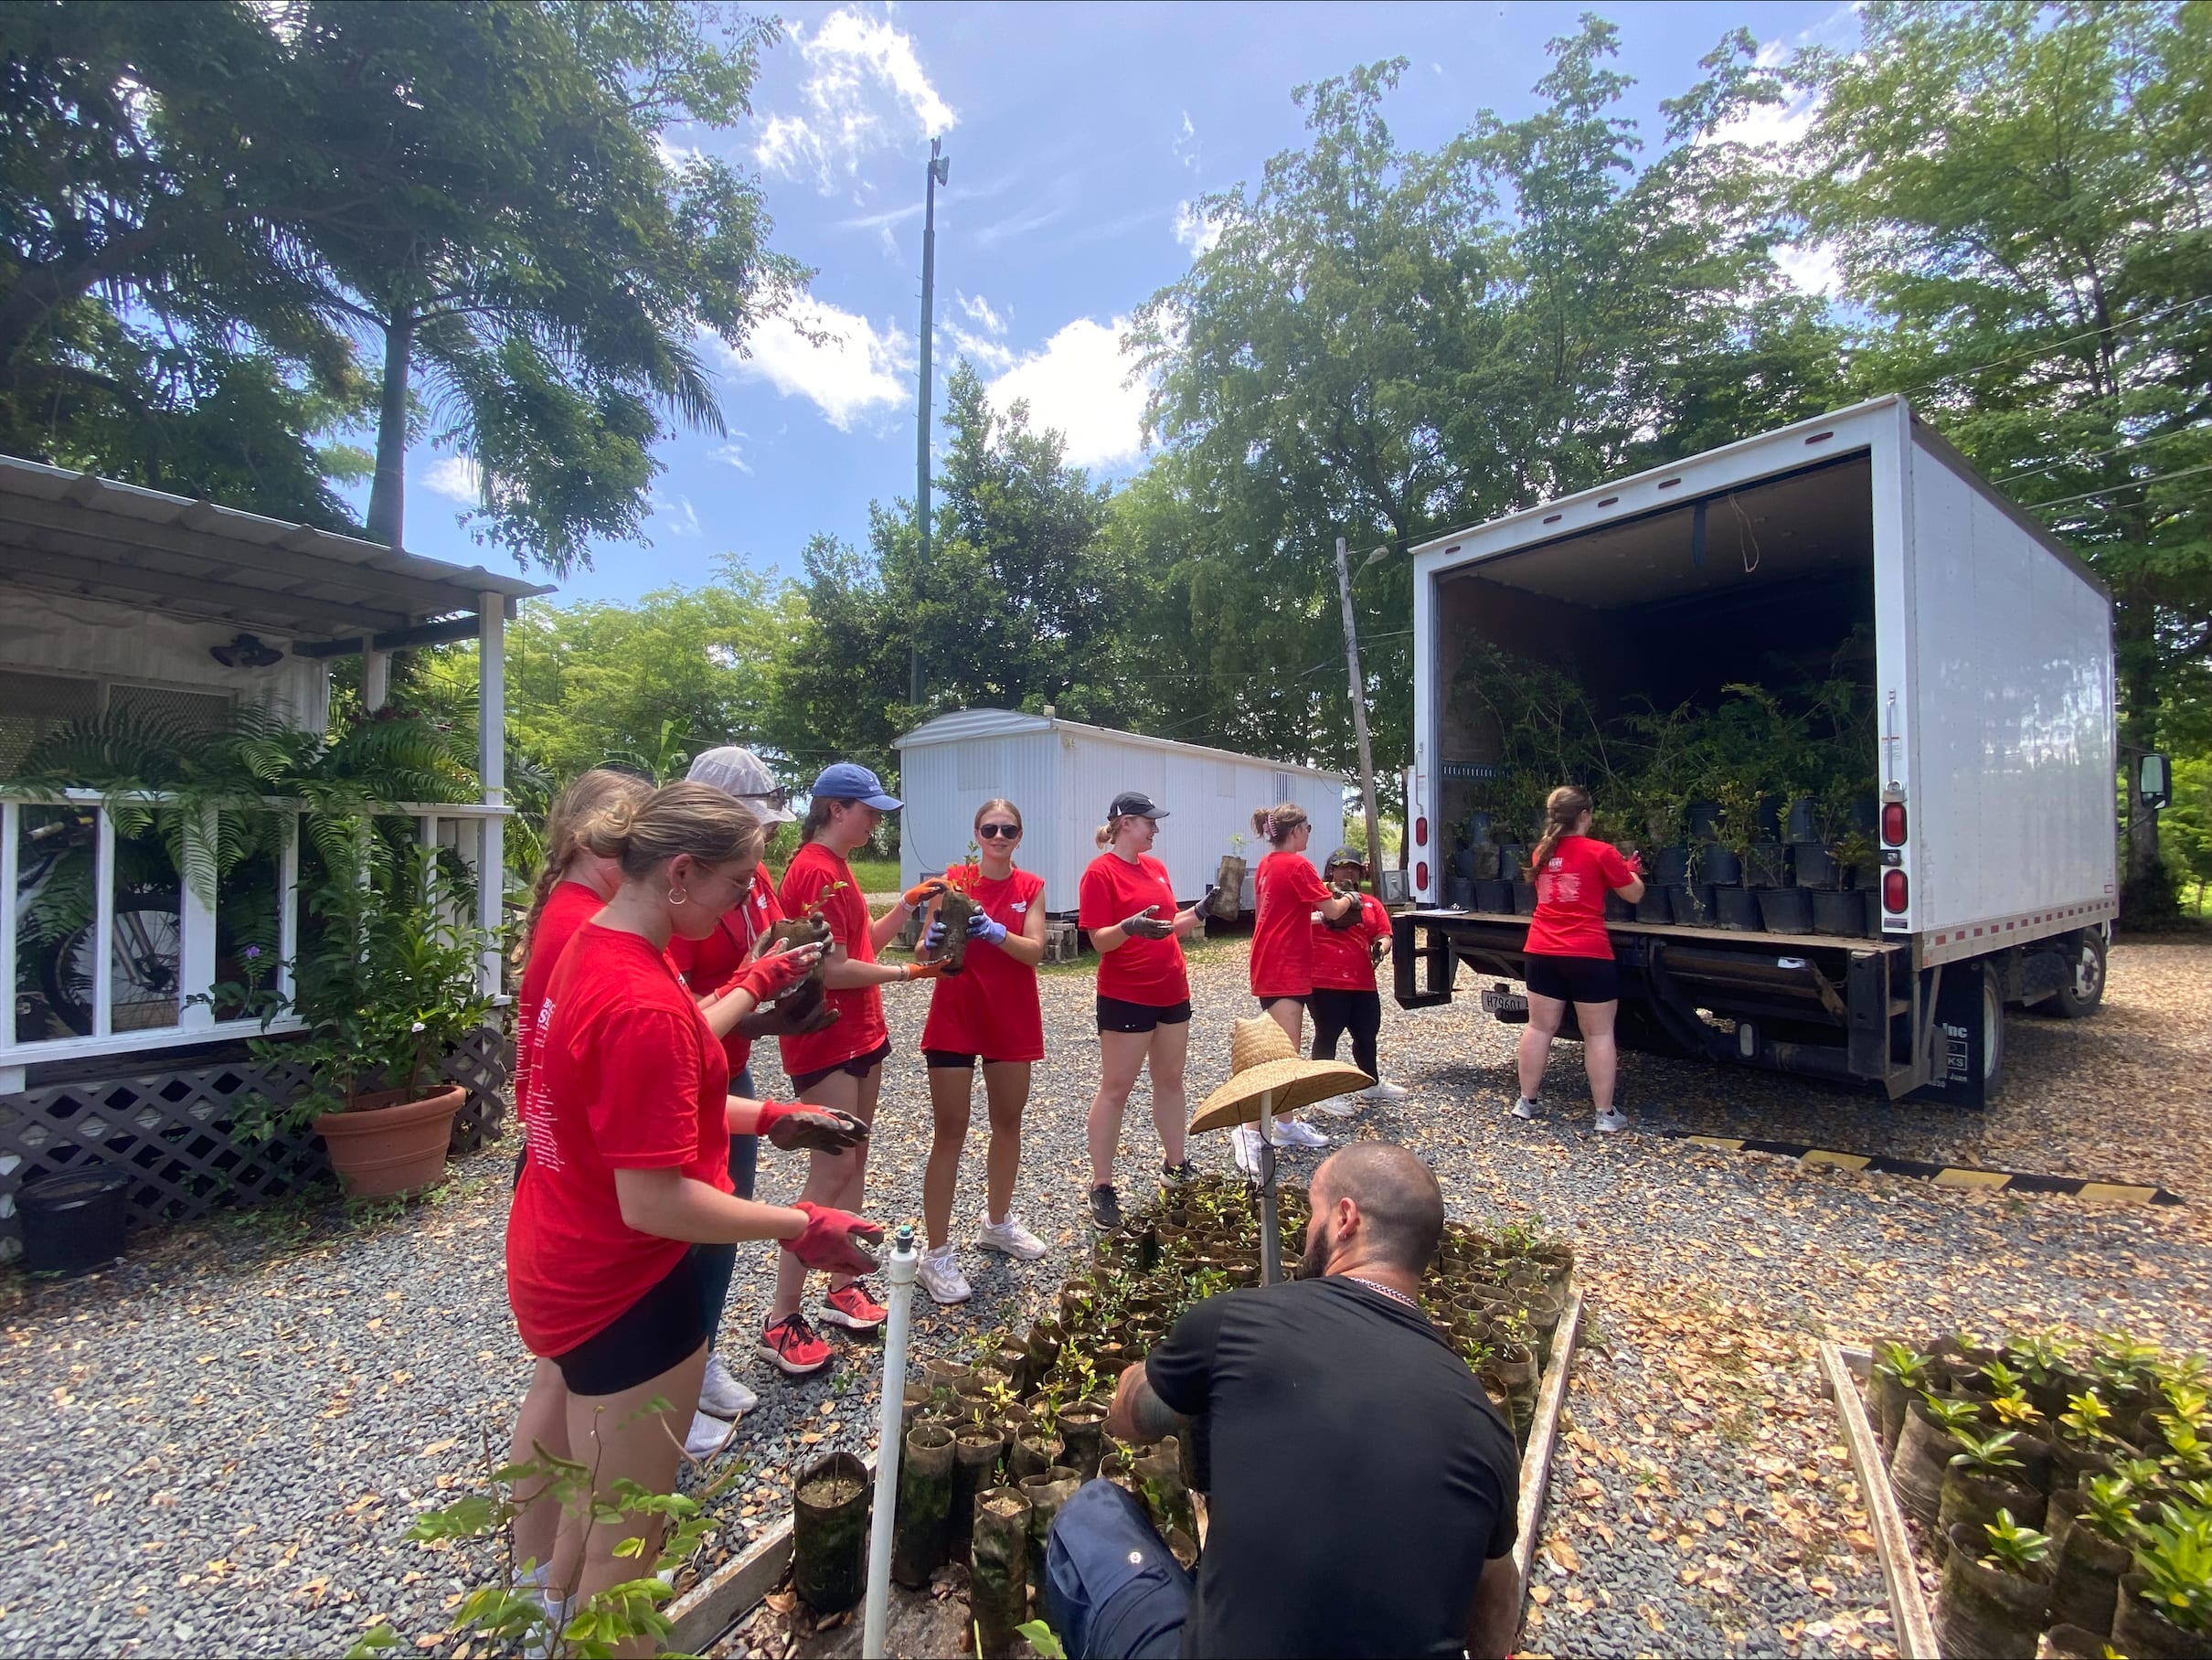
[
  {"x1": 1903, "y1": 963, "x2": 1992, "y2": 1108},
  {"x1": 1393, "y1": 913, "x2": 1456, "y2": 1008}
]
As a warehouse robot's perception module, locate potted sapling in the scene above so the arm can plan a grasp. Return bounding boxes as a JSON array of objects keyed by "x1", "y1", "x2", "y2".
[
  {"x1": 2115, "y1": 1503, "x2": 2212, "y2": 1659},
  {"x1": 2047, "y1": 1473, "x2": 2141, "y2": 1638},
  {"x1": 1941, "y1": 1428, "x2": 2041, "y2": 1539},
  {"x1": 1938, "y1": 1508, "x2": 2056, "y2": 1660},
  {"x1": 1894, "y1": 1392, "x2": 1987, "y2": 1527},
  {"x1": 1872, "y1": 1341, "x2": 1934, "y2": 1458},
  {"x1": 1214, "y1": 833, "x2": 1249, "y2": 920}
]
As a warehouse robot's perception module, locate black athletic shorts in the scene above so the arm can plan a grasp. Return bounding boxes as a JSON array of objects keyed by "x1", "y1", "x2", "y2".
[
  {"x1": 550, "y1": 1250, "x2": 706, "y2": 1397},
  {"x1": 1523, "y1": 952, "x2": 1620, "y2": 1005},
  {"x1": 923, "y1": 1049, "x2": 1030, "y2": 1069},
  {"x1": 790, "y1": 1038, "x2": 893, "y2": 1093},
  {"x1": 1095, "y1": 995, "x2": 1193, "y2": 1034},
  {"x1": 1254, "y1": 995, "x2": 1308, "y2": 1012}
]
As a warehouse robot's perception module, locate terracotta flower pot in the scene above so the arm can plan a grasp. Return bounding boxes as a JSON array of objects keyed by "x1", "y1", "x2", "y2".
[{"x1": 314, "y1": 1083, "x2": 464, "y2": 1198}]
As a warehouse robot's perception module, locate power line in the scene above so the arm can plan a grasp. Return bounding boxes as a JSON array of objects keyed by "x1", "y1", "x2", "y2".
[
  {"x1": 1895, "y1": 293, "x2": 2212, "y2": 396},
  {"x1": 2026, "y1": 459, "x2": 2212, "y2": 513},
  {"x1": 1994, "y1": 424, "x2": 2211, "y2": 485}
]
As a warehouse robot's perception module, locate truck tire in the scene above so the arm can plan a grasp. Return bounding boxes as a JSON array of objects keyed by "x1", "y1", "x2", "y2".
[
  {"x1": 1978, "y1": 961, "x2": 2005, "y2": 1101},
  {"x1": 2030, "y1": 930, "x2": 2107, "y2": 1020}
]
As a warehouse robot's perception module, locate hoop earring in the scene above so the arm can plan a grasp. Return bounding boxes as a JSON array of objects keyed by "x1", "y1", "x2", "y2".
[{"x1": 667, "y1": 889, "x2": 689, "y2": 907}]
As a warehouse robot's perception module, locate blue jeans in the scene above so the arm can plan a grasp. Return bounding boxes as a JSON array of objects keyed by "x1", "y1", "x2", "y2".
[
  {"x1": 1044, "y1": 1481, "x2": 1192, "y2": 1660},
  {"x1": 691, "y1": 1065, "x2": 759, "y2": 1356}
]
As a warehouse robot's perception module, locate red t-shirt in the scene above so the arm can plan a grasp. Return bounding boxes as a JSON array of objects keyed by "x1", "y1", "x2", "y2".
[
  {"x1": 1250, "y1": 848, "x2": 1331, "y2": 1000},
  {"x1": 506, "y1": 924, "x2": 732, "y2": 1357},
  {"x1": 666, "y1": 866, "x2": 783, "y2": 1080},
  {"x1": 777, "y1": 840, "x2": 887, "y2": 1078},
  {"x1": 1312, "y1": 893, "x2": 1391, "y2": 992},
  {"x1": 1524, "y1": 835, "x2": 1636, "y2": 959},
  {"x1": 1079, "y1": 852, "x2": 1189, "y2": 1006},
  {"x1": 920, "y1": 865, "x2": 1046, "y2": 1061},
  {"x1": 514, "y1": 879, "x2": 605, "y2": 1160}
]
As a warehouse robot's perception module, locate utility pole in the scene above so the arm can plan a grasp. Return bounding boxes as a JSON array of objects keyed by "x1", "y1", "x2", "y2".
[
  {"x1": 1335, "y1": 536, "x2": 1386, "y2": 874},
  {"x1": 910, "y1": 137, "x2": 950, "y2": 707}
]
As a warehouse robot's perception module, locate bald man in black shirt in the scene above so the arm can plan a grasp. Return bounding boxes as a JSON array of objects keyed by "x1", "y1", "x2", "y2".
[{"x1": 1042, "y1": 1143, "x2": 1524, "y2": 1659}]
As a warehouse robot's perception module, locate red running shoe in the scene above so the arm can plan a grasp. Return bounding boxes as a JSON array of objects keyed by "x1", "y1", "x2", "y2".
[
  {"x1": 756, "y1": 1312, "x2": 834, "y2": 1377},
  {"x1": 819, "y1": 1281, "x2": 888, "y2": 1332}
]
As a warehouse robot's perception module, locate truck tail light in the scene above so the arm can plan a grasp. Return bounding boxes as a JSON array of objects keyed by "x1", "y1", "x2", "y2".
[
  {"x1": 1882, "y1": 869, "x2": 1909, "y2": 914},
  {"x1": 1414, "y1": 815, "x2": 1429, "y2": 847},
  {"x1": 1415, "y1": 860, "x2": 1430, "y2": 892},
  {"x1": 1881, "y1": 802, "x2": 1907, "y2": 846}
]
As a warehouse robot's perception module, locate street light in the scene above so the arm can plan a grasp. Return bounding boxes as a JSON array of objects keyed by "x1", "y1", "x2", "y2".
[
  {"x1": 910, "y1": 138, "x2": 951, "y2": 707},
  {"x1": 1334, "y1": 537, "x2": 1399, "y2": 876}
]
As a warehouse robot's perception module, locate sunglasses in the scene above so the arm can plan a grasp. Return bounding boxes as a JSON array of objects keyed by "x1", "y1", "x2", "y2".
[
  {"x1": 739, "y1": 787, "x2": 792, "y2": 811},
  {"x1": 977, "y1": 823, "x2": 1022, "y2": 840}
]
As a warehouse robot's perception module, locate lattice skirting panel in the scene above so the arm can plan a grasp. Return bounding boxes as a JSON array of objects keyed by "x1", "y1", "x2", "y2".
[{"x1": 0, "y1": 1025, "x2": 512, "y2": 1255}]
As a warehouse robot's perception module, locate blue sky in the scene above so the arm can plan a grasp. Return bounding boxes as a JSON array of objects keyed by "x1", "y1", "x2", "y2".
[{"x1": 379, "y1": 1, "x2": 1859, "y2": 607}]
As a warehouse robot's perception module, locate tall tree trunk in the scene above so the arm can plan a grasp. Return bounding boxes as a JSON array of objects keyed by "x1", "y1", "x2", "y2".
[
  {"x1": 365, "y1": 303, "x2": 414, "y2": 549},
  {"x1": 2116, "y1": 579, "x2": 2175, "y2": 926}
]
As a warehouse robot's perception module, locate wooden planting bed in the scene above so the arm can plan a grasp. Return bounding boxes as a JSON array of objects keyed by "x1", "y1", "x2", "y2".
[
  {"x1": 666, "y1": 1181, "x2": 1586, "y2": 1655},
  {"x1": 1819, "y1": 1342, "x2": 1941, "y2": 1659}
]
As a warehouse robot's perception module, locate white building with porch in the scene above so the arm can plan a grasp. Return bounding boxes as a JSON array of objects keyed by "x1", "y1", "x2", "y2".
[{"x1": 0, "y1": 453, "x2": 548, "y2": 1250}]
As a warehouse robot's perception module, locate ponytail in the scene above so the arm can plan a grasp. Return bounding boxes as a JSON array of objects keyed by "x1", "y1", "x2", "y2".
[
  {"x1": 1253, "y1": 803, "x2": 1307, "y2": 847},
  {"x1": 581, "y1": 781, "x2": 766, "y2": 878},
  {"x1": 514, "y1": 768, "x2": 654, "y2": 963},
  {"x1": 1529, "y1": 785, "x2": 1593, "y2": 874}
]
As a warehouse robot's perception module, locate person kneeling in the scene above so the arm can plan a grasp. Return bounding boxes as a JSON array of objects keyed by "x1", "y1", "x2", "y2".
[{"x1": 1042, "y1": 1143, "x2": 1524, "y2": 1659}]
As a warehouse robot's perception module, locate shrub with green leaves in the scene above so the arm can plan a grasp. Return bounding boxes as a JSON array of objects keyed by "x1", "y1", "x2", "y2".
[
  {"x1": 1876, "y1": 1340, "x2": 1930, "y2": 1391},
  {"x1": 2132, "y1": 1505, "x2": 2212, "y2": 1634},
  {"x1": 1981, "y1": 1509, "x2": 2052, "y2": 1577},
  {"x1": 2079, "y1": 1474, "x2": 2142, "y2": 1545},
  {"x1": 2060, "y1": 1389, "x2": 2116, "y2": 1444},
  {"x1": 1949, "y1": 1429, "x2": 2026, "y2": 1476}
]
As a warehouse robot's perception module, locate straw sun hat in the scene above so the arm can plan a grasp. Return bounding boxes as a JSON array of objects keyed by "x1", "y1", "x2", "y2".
[{"x1": 1187, "y1": 1016, "x2": 1374, "y2": 1134}]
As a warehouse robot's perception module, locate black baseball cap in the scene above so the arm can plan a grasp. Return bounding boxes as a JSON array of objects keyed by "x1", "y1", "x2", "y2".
[
  {"x1": 1108, "y1": 792, "x2": 1167, "y2": 820},
  {"x1": 1325, "y1": 846, "x2": 1367, "y2": 869}
]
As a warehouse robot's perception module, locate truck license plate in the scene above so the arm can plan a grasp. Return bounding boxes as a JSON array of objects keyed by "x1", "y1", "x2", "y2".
[{"x1": 1480, "y1": 986, "x2": 1528, "y2": 1017}]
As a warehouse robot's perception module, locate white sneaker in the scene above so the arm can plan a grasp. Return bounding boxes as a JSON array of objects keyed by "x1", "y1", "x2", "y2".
[
  {"x1": 1510, "y1": 1097, "x2": 1543, "y2": 1120},
  {"x1": 1594, "y1": 1108, "x2": 1630, "y2": 1134},
  {"x1": 684, "y1": 1410, "x2": 735, "y2": 1460},
  {"x1": 1232, "y1": 1125, "x2": 1262, "y2": 1176},
  {"x1": 978, "y1": 1215, "x2": 1048, "y2": 1261},
  {"x1": 1276, "y1": 1118, "x2": 1329, "y2": 1149},
  {"x1": 1308, "y1": 1094, "x2": 1359, "y2": 1119},
  {"x1": 698, "y1": 1352, "x2": 758, "y2": 1420},
  {"x1": 916, "y1": 1245, "x2": 973, "y2": 1305},
  {"x1": 1358, "y1": 1080, "x2": 1410, "y2": 1102}
]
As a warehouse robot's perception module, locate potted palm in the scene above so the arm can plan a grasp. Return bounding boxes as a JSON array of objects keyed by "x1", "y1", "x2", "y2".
[{"x1": 239, "y1": 846, "x2": 495, "y2": 1198}]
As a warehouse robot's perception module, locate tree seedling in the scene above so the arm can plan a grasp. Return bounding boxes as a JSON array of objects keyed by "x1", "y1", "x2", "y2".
[
  {"x1": 1875, "y1": 1340, "x2": 1931, "y2": 1392},
  {"x1": 2132, "y1": 1504, "x2": 2212, "y2": 1634},
  {"x1": 1949, "y1": 1428, "x2": 2026, "y2": 1476},
  {"x1": 1991, "y1": 1391, "x2": 2046, "y2": 1432},
  {"x1": 1920, "y1": 1393, "x2": 1985, "y2": 1435},
  {"x1": 2079, "y1": 1474, "x2": 2141, "y2": 1545},
  {"x1": 1980, "y1": 1509, "x2": 2051, "y2": 1578},
  {"x1": 2060, "y1": 1389, "x2": 2116, "y2": 1444}
]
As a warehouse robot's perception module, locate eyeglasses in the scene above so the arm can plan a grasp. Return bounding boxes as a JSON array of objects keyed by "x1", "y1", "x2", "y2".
[
  {"x1": 739, "y1": 787, "x2": 791, "y2": 810},
  {"x1": 977, "y1": 823, "x2": 1021, "y2": 840}
]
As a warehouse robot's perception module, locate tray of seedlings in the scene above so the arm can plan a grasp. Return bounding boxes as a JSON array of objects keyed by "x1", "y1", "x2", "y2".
[
  {"x1": 688, "y1": 1176, "x2": 1585, "y2": 1657},
  {"x1": 1822, "y1": 1327, "x2": 2212, "y2": 1660}
]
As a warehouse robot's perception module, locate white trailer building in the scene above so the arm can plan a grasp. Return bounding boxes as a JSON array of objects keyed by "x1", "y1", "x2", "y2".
[{"x1": 894, "y1": 708, "x2": 1348, "y2": 915}]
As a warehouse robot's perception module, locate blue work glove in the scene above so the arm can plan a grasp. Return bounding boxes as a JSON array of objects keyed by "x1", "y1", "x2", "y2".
[
  {"x1": 921, "y1": 918, "x2": 948, "y2": 952},
  {"x1": 965, "y1": 911, "x2": 1008, "y2": 946}
]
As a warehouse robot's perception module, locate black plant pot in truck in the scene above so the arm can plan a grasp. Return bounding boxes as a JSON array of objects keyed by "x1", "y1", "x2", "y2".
[
  {"x1": 1669, "y1": 884, "x2": 1717, "y2": 927},
  {"x1": 1637, "y1": 887, "x2": 1675, "y2": 923},
  {"x1": 1792, "y1": 844, "x2": 1840, "y2": 889},
  {"x1": 1474, "y1": 878, "x2": 1514, "y2": 913},
  {"x1": 1511, "y1": 881, "x2": 1537, "y2": 916},
  {"x1": 1652, "y1": 845, "x2": 1691, "y2": 886},
  {"x1": 1715, "y1": 887, "x2": 1763, "y2": 931},
  {"x1": 1698, "y1": 844, "x2": 1741, "y2": 887},
  {"x1": 1445, "y1": 876, "x2": 1475, "y2": 910},
  {"x1": 1756, "y1": 887, "x2": 1814, "y2": 934},
  {"x1": 1742, "y1": 843, "x2": 1789, "y2": 889},
  {"x1": 1811, "y1": 889, "x2": 1864, "y2": 936},
  {"x1": 1604, "y1": 891, "x2": 1637, "y2": 921},
  {"x1": 1785, "y1": 795, "x2": 1819, "y2": 842},
  {"x1": 1687, "y1": 801, "x2": 1722, "y2": 839}
]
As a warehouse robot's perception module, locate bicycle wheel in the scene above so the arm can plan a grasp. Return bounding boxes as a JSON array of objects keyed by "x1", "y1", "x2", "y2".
[{"x1": 39, "y1": 890, "x2": 184, "y2": 1037}]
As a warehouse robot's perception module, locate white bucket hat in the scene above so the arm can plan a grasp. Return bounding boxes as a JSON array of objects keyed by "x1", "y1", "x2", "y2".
[{"x1": 686, "y1": 746, "x2": 796, "y2": 823}]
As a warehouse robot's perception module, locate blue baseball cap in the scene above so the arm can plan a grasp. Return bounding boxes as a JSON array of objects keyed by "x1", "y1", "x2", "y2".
[{"x1": 810, "y1": 761, "x2": 901, "y2": 811}]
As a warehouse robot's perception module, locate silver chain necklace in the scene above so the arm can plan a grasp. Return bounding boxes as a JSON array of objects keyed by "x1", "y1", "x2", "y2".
[{"x1": 1342, "y1": 1274, "x2": 1421, "y2": 1314}]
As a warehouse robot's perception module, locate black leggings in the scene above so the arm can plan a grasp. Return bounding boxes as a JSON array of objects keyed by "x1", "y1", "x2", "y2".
[{"x1": 1310, "y1": 988, "x2": 1380, "y2": 1080}]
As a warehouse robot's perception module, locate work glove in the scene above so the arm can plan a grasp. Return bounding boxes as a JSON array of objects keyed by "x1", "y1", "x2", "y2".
[
  {"x1": 771, "y1": 974, "x2": 840, "y2": 1034},
  {"x1": 756, "y1": 1100, "x2": 869, "y2": 1154},
  {"x1": 782, "y1": 1201, "x2": 883, "y2": 1275},
  {"x1": 964, "y1": 910, "x2": 1008, "y2": 946},
  {"x1": 920, "y1": 917, "x2": 949, "y2": 952},
  {"x1": 902, "y1": 878, "x2": 949, "y2": 909},
  {"x1": 727, "y1": 941, "x2": 821, "y2": 1004},
  {"x1": 899, "y1": 960, "x2": 947, "y2": 983},
  {"x1": 1325, "y1": 890, "x2": 1362, "y2": 931},
  {"x1": 1120, "y1": 907, "x2": 1175, "y2": 942}
]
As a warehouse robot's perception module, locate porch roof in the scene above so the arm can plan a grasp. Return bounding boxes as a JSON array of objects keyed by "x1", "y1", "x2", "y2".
[{"x1": 0, "y1": 452, "x2": 551, "y2": 645}]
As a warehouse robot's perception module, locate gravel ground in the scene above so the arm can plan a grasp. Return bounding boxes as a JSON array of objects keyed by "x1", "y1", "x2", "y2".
[{"x1": 4, "y1": 930, "x2": 2209, "y2": 1658}]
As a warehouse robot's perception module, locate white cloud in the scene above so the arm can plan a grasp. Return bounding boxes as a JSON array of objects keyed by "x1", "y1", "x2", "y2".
[
  {"x1": 712, "y1": 441, "x2": 753, "y2": 474},
  {"x1": 1775, "y1": 240, "x2": 1843, "y2": 298},
  {"x1": 712, "y1": 293, "x2": 913, "y2": 431},
  {"x1": 754, "y1": 9, "x2": 955, "y2": 194},
  {"x1": 654, "y1": 133, "x2": 707, "y2": 172},
  {"x1": 1705, "y1": 39, "x2": 1823, "y2": 151},
  {"x1": 1172, "y1": 200, "x2": 1223, "y2": 258},
  {"x1": 959, "y1": 293, "x2": 1007, "y2": 335},
  {"x1": 654, "y1": 495, "x2": 702, "y2": 537},
  {"x1": 1173, "y1": 111, "x2": 1198, "y2": 175},
  {"x1": 948, "y1": 291, "x2": 1016, "y2": 372},
  {"x1": 984, "y1": 317, "x2": 1151, "y2": 471},
  {"x1": 421, "y1": 456, "x2": 482, "y2": 503}
]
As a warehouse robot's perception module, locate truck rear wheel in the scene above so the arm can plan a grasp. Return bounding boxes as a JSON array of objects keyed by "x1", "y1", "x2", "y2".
[
  {"x1": 2030, "y1": 930, "x2": 2107, "y2": 1020},
  {"x1": 1979, "y1": 962, "x2": 2005, "y2": 1099}
]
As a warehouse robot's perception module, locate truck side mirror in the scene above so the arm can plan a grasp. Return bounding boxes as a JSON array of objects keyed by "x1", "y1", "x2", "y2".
[{"x1": 2139, "y1": 752, "x2": 2173, "y2": 812}]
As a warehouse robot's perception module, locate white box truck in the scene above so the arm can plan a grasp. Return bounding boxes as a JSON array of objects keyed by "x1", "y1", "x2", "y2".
[
  {"x1": 1396, "y1": 395, "x2": 2117, "y2": 1105},
  {"x1": 896, "y1": 708, "x2": 1347, "y2": 916}
]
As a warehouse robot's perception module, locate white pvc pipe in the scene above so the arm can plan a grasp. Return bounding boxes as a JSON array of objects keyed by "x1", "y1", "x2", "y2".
[{"x1": 862, "y1": 1225, "x2": 919, "y2": 1659}]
